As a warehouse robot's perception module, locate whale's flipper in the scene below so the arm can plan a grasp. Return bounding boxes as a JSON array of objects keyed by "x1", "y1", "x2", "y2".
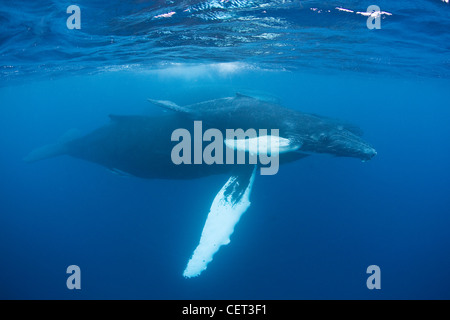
[
  {"x1": 24, "y1": 129, "x2": 81, "y2": 163},
  {"x1": 224, "y1": 135, "x2": 302, "y2": 156},
  {"x1": 147, "y1": 99, "x2": 191, "y2": 114},
  {"x1": 183, "y1": 165, "x2": 257, "y2": 278},
  {"x1": 23, "y1": 143, "x2": 66, "y2": 163},
  {"x1": 234, "y1": 91, "x2": 281, "y2": 104}
]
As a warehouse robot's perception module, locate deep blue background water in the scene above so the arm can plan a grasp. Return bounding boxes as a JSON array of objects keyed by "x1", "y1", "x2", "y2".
[{"x1": 1, "y1": 1, "x2": 450, "y2": 299}]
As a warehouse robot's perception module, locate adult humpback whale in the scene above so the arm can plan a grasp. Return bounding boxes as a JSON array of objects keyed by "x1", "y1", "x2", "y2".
[{"x1": 25, "y1": 94, "x2": 376, "y2": 277}]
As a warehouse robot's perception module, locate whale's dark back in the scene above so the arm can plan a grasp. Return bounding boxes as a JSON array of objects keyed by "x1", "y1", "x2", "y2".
[{"x1": 64, "y1": 114, "x2": 230, "y2": 179}]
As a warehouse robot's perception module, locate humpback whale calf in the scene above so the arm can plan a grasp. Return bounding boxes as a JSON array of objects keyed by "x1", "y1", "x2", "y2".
[
  {"x1": 25, "y1": 94, "x2": 376, "y2": 278},
  {"x1": 148, "y1": 94, "x2": 377, "y2": 161}
]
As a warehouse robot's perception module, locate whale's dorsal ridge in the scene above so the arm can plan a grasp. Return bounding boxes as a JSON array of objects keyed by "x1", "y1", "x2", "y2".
[{"x1": 235, "y1": 92, "x2": 255, "y2": 99}]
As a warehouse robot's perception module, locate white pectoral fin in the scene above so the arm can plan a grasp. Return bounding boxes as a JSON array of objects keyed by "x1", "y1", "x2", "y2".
[
  {"x1": 224, "y1": 135, "x2": 301, "y2": 155},
  {"x1": 147, "y1": 99, "x2": 191, "y2": 114},
  {"x1": 183, "y1": 166, "x2": 257, "y2": 278}
]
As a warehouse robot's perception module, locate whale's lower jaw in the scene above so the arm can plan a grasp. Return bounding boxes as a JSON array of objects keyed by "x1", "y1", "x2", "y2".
[{"x1": 183, "y1": 166, "x2": 257, "y2": 278}]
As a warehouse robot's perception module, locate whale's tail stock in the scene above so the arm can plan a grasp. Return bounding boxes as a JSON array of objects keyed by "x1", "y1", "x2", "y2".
[{"x1": 24, "y1": 128, "x2": 81, "y2": 163}]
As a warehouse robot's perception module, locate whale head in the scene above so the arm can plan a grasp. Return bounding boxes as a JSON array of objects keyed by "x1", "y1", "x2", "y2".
[{"x1": 303, "y1": 128, "x2": 377, "y2": 161}]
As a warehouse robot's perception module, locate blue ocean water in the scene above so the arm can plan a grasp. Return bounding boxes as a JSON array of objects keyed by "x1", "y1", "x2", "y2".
[{"x1": 1, "y1": 0, "x2": 450, "y2": 299}]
